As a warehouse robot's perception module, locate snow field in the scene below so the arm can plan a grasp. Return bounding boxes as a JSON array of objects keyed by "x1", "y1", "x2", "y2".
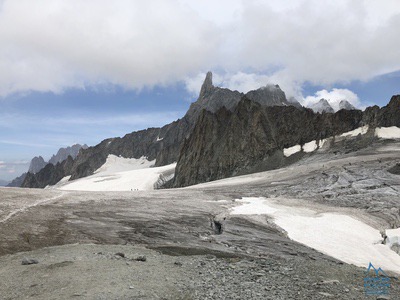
[{"x1": 231, "y1": 197, "x2": 400, "y2": 274}]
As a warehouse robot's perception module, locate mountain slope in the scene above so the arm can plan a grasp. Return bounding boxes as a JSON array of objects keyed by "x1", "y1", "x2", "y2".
[
  {"x1": 173, "y1": 98, "x2": 364, "y2": 187},
  {"x1": 173, "y1": 95, "x2": 400, "y2": 187},
  {"x1": 23, "y1": 72, "x2": 302, "y2": 189},
  {"x1": 21, "y1": 74, "x2": 400, "y2": 190}
]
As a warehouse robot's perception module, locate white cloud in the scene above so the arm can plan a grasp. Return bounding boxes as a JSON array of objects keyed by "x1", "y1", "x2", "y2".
[
  {"x1": 0, "y1": 160, "x2": 29, "y2": 180},
  {"x1": 0, "y1": 0, "x2": 399, "y2": 98},
  {"x1": 0, "y1": 0, "x2": 220, "y2": 97},
  {"x1": 303, "y1": 88, "x2": 361, "y2": 111}
]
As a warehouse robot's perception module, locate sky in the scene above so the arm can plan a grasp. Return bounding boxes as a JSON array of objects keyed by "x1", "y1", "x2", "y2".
[{"x1": 1, "y1": 0, "x2": 400, "y2": 181}]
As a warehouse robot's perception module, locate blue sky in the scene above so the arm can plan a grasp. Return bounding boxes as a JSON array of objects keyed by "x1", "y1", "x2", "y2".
[{"x1": 1, "y1": 0, "x2": 400, "y2": 181}]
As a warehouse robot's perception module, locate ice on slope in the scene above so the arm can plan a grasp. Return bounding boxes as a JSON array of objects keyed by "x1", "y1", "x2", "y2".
[
  {"x1": 303, "y1": 140, "x2": 318, "y2": 153},
  {"x1": 94, "y1": 155, "x2": 155, "y2": 174},
  {"x1": 283, "y1": 145, "x2": 301, "y2": 157},
  {"x1": 231, "y1": 197, "x2": 400, "y2": 274},
  {"x1": 55, "y1": 155, "x2": 175, "y2": 191},
  {"x1": 339, "y1": 125, "x2": 369, "y2": 137},
  {"x1": 386, "y1": 228, "x2": 400, "y2": 248},
  {"x1": 283, "y1": 139, "x2": 326, "y2": 157},
  {"x1": 375, "y1": 127, "x2": 400, "y2": 139}
]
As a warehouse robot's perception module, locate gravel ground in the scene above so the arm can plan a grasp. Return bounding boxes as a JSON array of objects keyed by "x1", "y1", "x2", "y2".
[
  {"x1": 1, "y1": 243, "x2": 394, "y2": 300},
  {"x1": 0, "y1": 140, "x2": 399, "y2": 299}
]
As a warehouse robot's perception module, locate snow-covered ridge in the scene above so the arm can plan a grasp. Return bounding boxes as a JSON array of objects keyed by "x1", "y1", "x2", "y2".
[
  {"x1": 52, "y1": 155, "x2": 175, "y2": 191},
  {"x1": 231, "y1": 197, "x2": 400, "y2": 274}
]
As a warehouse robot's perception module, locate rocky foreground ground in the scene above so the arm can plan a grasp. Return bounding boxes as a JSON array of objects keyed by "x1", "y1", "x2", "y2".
[{"x1": 0, "y1": 140, "x2": 399, "y2": 299}]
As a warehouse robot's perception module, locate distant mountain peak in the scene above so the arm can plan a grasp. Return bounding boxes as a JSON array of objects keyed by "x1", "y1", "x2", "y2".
[
  {"x1": 310, "y1": 98, "x2": 335, "y2": 113},
  {"x1": 28, "y1": 156, "x2": 47, "y2": 174},
  {"x1": 48, "y1": 143, "x2": 88, "y2": 165},
  {"x1": 339, "y1": 99, "x2": 356, "y2": 110}
]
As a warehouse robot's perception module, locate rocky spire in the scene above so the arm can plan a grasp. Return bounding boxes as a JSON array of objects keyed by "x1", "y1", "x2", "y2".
[{"x1": 199, "y1": 71, "x2": 214, "y2": 98}]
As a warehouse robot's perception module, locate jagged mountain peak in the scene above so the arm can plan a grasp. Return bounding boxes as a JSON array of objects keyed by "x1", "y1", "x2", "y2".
[
  {"x1": 48, "y1": 143, "x2": 88, "y2": 165},
  {"x1": 339, "y1": 100, "x2": 356, "y2": 110},
  {"x1": 186, "y1": 72, "x2": 300, "y2": 124},
  {"x1": 28, "y1": 156, "x2": 47, "y2": 174},
  {"x1": 310, "y1": 98, "x2": 335, "y2": 113}
]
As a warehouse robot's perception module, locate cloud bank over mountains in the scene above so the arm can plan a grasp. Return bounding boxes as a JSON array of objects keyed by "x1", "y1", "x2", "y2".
[{"x1": 0, "y1": 0, "x2": 399, "y2": 103}]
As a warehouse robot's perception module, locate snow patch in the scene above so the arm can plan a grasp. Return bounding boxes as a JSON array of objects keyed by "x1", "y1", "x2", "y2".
[
  {"x1": 303, "y1": 140, "x2": 318, "y2": 153},
  {"x1": 375, "y1": 126, "x2": 400, "y2": 139},
  {"x1": 156, "y1": 136, "x2": 164, "y2": 142},
  {"x1": 283, "y1": 145, "x2": 301, "y2": 157},
  {"x1": 231, "y1": 197, "x2": 400, "y2": 274},
  {"x1": 339, "y1": 125, "x2": 369, "y2": 137},
  {"x1": 386, "y1": 228, "x2": 400, "y2": 248},
  {"x1": 283, "y1": 139, "x2": 328, "y2": 157},
  {"x1": 54, "y1": 155, "x2": 175, "y2": 191},
  {"x1": 58, "y1": 163, "x2": 176, "y2": 192},
  {"x1": 94, "y1": 155, "x2": 155, "y2": 174},
  {"x1": 319, "y1": 139, "x2": 327, "y2": 148}
]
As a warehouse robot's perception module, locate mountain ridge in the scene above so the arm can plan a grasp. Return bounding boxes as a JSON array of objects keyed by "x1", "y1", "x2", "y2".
[{"x1": 20, "y1": 72, "x2": 399, "y2": 189}]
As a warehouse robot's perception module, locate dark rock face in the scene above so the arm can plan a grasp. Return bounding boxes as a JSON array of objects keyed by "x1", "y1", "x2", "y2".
[
  {"x1": 28, "y1": 156, "x2": 47, "y2": 174},
  {"x1": 377, "y1": 95, "x2": 400, "y2": 127},
  {"x1": 362, "y1": 95, "x2": 400, "y2": 128},
  {"x1": 173, "y1": 98, "x2": 364, "y2": 187},
  {"x1": 22, "y1": 156, "x2": 74, "y2": 188}
]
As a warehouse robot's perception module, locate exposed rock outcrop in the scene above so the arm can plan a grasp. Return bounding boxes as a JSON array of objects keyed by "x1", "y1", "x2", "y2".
[
  {"x1": 173, "y1": 98, "x2": 364, "y2": 187},
  {"x1": 173, "y1": 95, "x2": 400, "y2": 188}
]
